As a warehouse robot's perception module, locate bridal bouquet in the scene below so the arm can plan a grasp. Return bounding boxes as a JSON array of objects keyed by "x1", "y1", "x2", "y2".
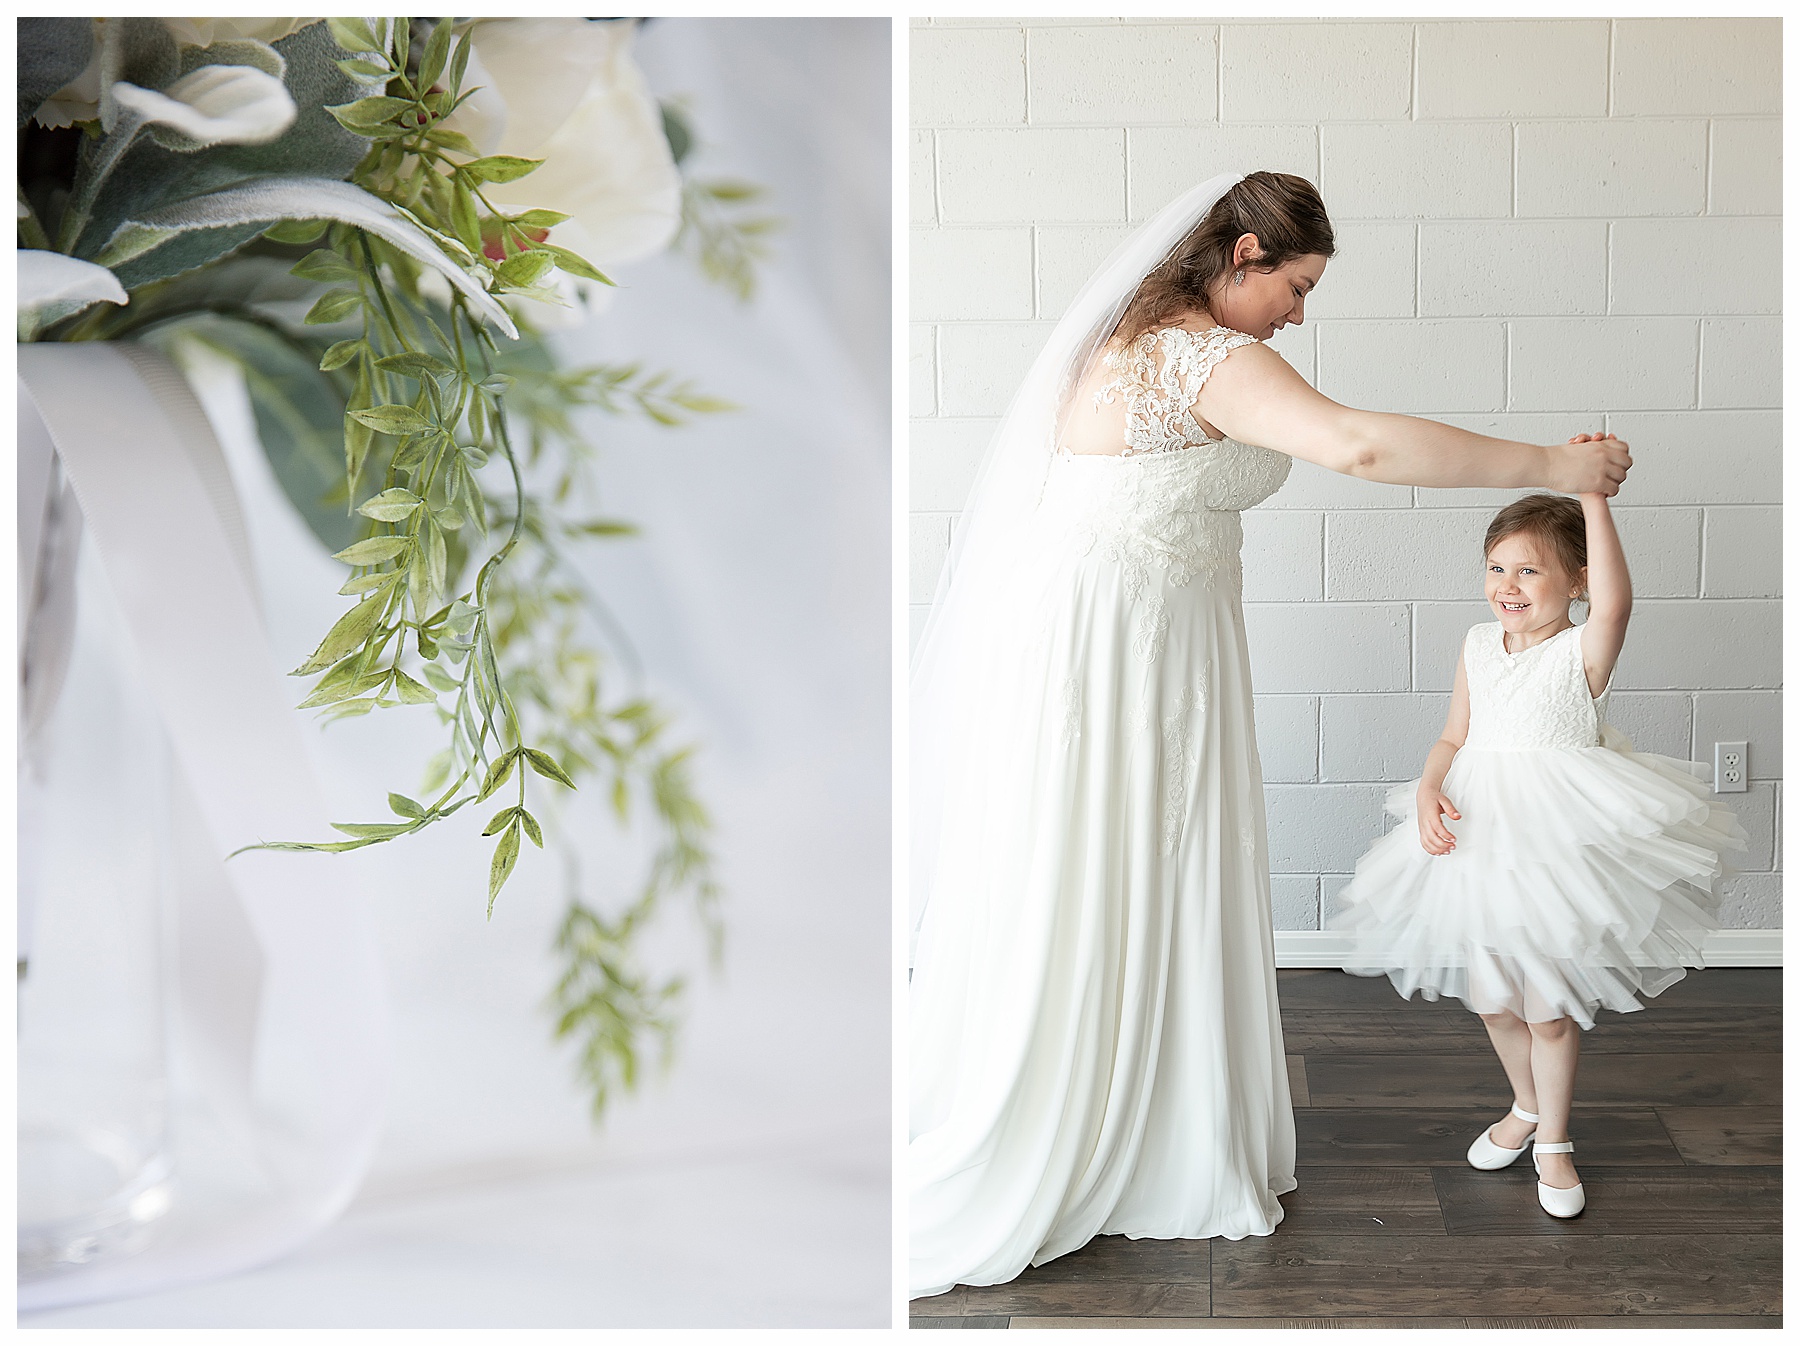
[{"x1": 18, "y1": 16, "x2": 774, "y2": 1118}]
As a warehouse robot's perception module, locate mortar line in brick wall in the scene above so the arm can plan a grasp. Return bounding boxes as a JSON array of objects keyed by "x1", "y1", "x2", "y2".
[
  {"x1": 1021, "y1": 25, "x2": 1031, "y2": 127},
  {"x1": 1214, "y1": 24, "x2": 1222, "y2": 122},
  {"x1": 1697, "y1": 505, "x2": 1708, "y2": 597},
  {"x1": 1604, "y1": 220, "x2": 1612, "y2": 314},
  {"x1": 1122, "y1": 130, "x2": 1132, "y2": 226},
  {"x1": 1606, "y1": 20, "x2": 1615, "y2": 117},
  {"x1": 1409, "y1": 23, "x2": 1419, "y2": 122},
  {"x1": 1510, "y1": 122, "x2": 1518, "y2": 219},
  {"x1": 1704, "y1": 120, "x2": 1714, "y2": 214}
]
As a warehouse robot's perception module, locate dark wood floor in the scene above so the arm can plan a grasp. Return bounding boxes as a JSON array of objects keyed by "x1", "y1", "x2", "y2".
[{"x1": 911, "y1": 967, "x2": 1781, "y2": 1329}]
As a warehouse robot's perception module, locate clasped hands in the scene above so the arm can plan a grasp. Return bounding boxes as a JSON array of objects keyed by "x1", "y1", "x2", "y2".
[{"x1": 1553, "y1": 430, "x2": 1630, "y2": 497}]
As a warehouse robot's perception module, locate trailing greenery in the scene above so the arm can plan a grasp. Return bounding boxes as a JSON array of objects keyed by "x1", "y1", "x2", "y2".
[{"x1": 20, "y1": 16, "x2": 771, "y2": 1118}]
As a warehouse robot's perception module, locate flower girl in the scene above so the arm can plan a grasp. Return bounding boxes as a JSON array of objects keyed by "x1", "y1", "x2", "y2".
[{"x1": 1331, "y1": 452, "x2": 1746, "y2": 1217}]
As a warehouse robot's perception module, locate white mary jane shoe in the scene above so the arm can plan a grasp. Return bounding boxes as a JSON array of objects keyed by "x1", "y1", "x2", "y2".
[
  {"x1": 1466, "y1": 1102, "x2": 1539, "y2": 1170},
  {"x1": 1532, "y1": 1140, "x2": 1586, "y2": 1218}
]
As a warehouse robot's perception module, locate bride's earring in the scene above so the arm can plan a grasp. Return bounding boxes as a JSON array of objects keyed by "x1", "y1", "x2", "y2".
[{"x1": 1233, "y1": 270, "x2": 1244, "y2": 285}]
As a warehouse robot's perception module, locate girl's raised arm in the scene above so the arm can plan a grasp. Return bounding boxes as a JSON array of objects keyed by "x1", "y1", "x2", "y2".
[{"x1": 1577, "y1": 444, "x2": 1633, "y2": 698}]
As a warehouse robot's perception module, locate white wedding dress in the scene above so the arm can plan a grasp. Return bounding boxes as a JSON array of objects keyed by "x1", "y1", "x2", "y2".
[{"x1": 909, "y1": 324, "x2": 1297, "y2": 1299}]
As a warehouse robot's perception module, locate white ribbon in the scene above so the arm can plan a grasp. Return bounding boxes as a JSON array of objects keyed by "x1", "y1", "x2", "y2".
[{"x1": 17, "y1": 342, "x2": 389, "y2": 1310}]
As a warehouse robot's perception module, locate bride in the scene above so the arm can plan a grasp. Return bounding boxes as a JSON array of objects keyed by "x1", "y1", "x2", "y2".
[{"x1": 908, "y1": 171, "x2": 1632, "y2": 1299}]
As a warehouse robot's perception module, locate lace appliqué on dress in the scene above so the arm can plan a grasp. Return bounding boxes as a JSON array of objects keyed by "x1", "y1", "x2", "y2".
[
  {"x1": 1132, "y1": 591, "x2": 1170, "y2": 663},
  {"x1": 1057, "y1": 676, "x2": 1082, "y2": 748},
  {"x1": 1095, "y1": 326, "x2": 1261, "y2": 458},
  {"x1": 1159, "y1": 670, "x2": 1210, "y2": 857},
  {"x1": 1463, "y1": 623, "x2": 1605, "y2": 752}
]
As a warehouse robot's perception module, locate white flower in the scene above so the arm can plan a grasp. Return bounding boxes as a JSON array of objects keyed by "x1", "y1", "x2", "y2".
[
  {"x1": 444, "y1": 18, "x2": 681, "y2": 269},
  {"x1": 161, "y1": 18, "x2": 311, "y2": 48},
  {"x1": 112, "y1": 64, "x2": 296, "y2": 148},
  {"x1": 18, "y1": 250, "x2": 127, "y2": 315}
]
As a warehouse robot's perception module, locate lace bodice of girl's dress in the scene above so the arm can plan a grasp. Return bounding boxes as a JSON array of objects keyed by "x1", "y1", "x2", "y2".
[
  {"x1": 1463, "y1": 622, "x2": 1610, "y2": 752},
  {"x1": 1035, "y1": 324, "x2": 1291, "y2": 597}
]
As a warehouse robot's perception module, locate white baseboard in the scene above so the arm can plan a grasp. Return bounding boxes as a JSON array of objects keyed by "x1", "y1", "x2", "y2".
[{"x1": 1274, "y1": 929, "x2": 1782, "y2": 968}]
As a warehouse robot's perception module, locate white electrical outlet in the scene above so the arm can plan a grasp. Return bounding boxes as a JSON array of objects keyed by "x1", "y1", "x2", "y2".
[{"x1": 1714, "y1": 741, "x2": 1748, "y2": 794}]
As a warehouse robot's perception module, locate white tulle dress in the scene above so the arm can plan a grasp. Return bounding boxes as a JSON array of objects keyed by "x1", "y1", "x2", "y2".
[
  {"x1": 909, "y1": 325, "x2": 1297, "y2": 1300},
  {"x1": 1331, "y1": 620, "x2": 1746, "y2": 1026}
]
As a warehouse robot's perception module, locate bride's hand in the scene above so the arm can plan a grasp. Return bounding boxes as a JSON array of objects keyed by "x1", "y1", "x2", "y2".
[{"x1": 1546, "y1": 432, "x2": 1630, "y2": 497}]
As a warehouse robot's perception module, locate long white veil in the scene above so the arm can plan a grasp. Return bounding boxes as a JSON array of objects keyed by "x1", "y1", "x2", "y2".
[{"x1": 909, "y1": 171, "x2": 1245, "y2": 950}]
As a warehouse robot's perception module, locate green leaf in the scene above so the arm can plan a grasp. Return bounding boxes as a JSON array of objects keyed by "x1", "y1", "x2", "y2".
[
  {"x1": 296, "y1": 662, "x2": 389, "y2": 708},
  {"x1": 487, "y1": 822, "x2": 521, "y2": 914},
  {"x1": 319, "y1": 338, "x2": 364, "y2": 371},
  {"x1": 518, "y1": 809, "x2": 543, "y2": 848},
  {"x1": 338, "y1": 570, "x2": 399, "y2": 596},
  {"x1": 358, "y1": 487, "x2": 423, "y2": 521},
  {"x1": 303, "y1": 288, "x2": 362, "y2": 324},
  {"x1": 263, "y1": 218, "x2": 329, "y2": 245},
  {"x1": 330, "y1": 821, "x2": 416, "y2": 839},
  {"x1": 572, "y1": 519, "x2": 639, "y2": 538},
  {"x1": 326, "y1": 94, "x2": 413, "y2": 131},
  {"x1": 326, "y1": 17, "x2": 381, "y2": 56},
  {"x1": 290, "y1": 248, "x2": 361, "y2": 284},
  {"x1": 418, "y1": 18, "x2": 453, "y2": 90},
  {"x1": 478, "y1": 747, "x2": 520, "y2": 800},
  {"x1": 390, "y1": 670, "x2": 438, "y2": 705},
  {"x1": 522, "y1": 748, "x2": 577, "y2": 789},
  {"x1": 462, "y1": 155, "x2": 543, "y2": 184},
  {"x1": 494, "y1": 249, "x2": 554, "y2": 289},
  {"x1": 448, "y1": 23, "x2": 472, "y2": 93},
  {"x1": 375, "y1": 350, "x2": 454, "y2": 379},
  {"x1": 388, "y1": 792, "x2": 427, "y2": 819},
  {"x1": 349, "y1": 403, "x2": 434, "y2": 436},
  {"x1": 335, "y1": 57, "x2": 389, "y2": 80},
  {"x1": 422, "y1": 663, "x2": 460, "y2": 693},
  {"x1": 509, "y1": 209, "x2": 571, "y2": 229},
  {"x1": 292, "y1": 594, "x2": 386, "y2": 675},
  {"x1": 425, "y1": 125, "x2": 479, "y2": 156},
  {"x1": 541, "y1": 243, "x2": 613, "y2": 286},
  {"x1": 448, "y1": 175, "x2": 483, "y2": 257},
  {"x1": 332, "y1": 535, "x2": 410, "y2": 566},
  {"x1": 482, "y1": 806, "x2": 519, "y2": 837}
]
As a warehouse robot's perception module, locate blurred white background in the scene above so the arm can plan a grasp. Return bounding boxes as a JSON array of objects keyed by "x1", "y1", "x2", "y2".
[{"x1": 25, "y1": 17, "x2": 892, "y2": 1328}]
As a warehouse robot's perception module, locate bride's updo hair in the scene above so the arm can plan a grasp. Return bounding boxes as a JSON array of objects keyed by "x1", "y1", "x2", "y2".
[{"x1": 1113, "y1": 171, "x2": 1335, "y2": 345}]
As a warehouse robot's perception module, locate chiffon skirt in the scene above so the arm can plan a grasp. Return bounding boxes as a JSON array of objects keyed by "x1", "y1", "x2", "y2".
[
  {"x1": 909, "y1": 525, "x2": 1294, "y2": 1300},
  {"x1": 1331, "y1": 728, "x2": 1748, "y2": 1027}
]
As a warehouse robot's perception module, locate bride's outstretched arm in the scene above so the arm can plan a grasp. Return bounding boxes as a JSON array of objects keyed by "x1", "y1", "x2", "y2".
[{"x1": 1197, "y1": 344, "x2": 1632, "y2": 497}]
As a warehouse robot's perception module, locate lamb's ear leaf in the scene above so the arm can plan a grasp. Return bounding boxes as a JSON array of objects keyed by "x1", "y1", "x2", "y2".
[
  {"x1": 72, "y1": 21, "x2": 377, "y2": 267},
  {"x1": 96, "y1": 176, "x2": 517, "y2": 336},
  {"x1": 18, "y1": 18, "x2": 94, "y2": 128}
]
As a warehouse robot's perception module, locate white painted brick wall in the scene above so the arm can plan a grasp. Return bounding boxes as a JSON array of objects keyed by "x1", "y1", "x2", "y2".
[{"x1": 911, "y1": 19, "x2": 1782, "y2": 934}]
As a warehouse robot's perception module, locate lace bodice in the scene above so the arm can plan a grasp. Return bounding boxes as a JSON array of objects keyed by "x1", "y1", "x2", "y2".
[
  {"x1": 1095, "y1": 325, "x2": 1261, "y2": 458},
  {"x1": 1463, "y1": 622, "x2": 1609, "y2": 751},
  {"x1": 1031, "y1": 324, "x2": 1290, "y2": 600}
]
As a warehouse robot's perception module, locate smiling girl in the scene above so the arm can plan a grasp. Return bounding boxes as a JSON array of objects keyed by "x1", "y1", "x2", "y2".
[{"x1": 1330, "y1": 447, "x2": 1747, "y2": 1218}]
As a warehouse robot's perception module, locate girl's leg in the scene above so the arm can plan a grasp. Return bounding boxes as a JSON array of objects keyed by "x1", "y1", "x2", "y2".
[
  {"x1": 1526, "y1": 1016, "x2": 1581, "y2": 1188},
  {"x1": 1478, "y1": 1010, "x2": 1538, "y2": 1147}
]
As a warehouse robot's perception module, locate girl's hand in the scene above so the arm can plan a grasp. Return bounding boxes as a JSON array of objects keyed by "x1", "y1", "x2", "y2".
[
  {"x1": 1547, "y1": 433, "x2": 1630, "y2": 497},
  {"x1": 1417, "y1": 788, "x2": 1461, "y2": 855}
]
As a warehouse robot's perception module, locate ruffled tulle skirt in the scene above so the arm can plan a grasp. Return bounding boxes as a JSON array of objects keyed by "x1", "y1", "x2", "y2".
[{"x1": 1329, "y1": 729, "x2": 1747, "y2": 1028}]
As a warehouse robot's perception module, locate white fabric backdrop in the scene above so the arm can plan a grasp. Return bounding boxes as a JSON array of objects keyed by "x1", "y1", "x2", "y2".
[{"x1": 23, "y1": 17, "x2": 891, "y2": 1328}]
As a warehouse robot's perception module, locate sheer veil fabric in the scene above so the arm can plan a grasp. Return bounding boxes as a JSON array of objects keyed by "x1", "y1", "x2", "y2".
[
  {"x1": 909, "y1": 173, "x2": 1302, "y2": 1298},
  {"x1": 910, "y1": 172, "x2": 1242, "y2": 944}
]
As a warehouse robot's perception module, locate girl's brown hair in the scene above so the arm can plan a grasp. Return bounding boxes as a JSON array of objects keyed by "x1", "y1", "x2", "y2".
[
  {"x1": 1484, "y1": 494, "x2": 1588, "y2": 598},
  {"x1": 1112, "y1": 171, "x2": 1336, "y2": 345}
]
